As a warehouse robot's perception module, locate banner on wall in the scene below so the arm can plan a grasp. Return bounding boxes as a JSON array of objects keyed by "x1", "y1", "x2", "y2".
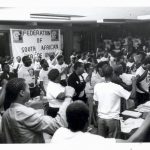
[{"x1": 10, "y1": 29, "x2": 61, "y2": 59}]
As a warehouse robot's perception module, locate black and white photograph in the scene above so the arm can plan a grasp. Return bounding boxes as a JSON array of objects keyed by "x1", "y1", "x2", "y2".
[{"x1": 1, "y1": 0, "x2": 150, "y2": 149}]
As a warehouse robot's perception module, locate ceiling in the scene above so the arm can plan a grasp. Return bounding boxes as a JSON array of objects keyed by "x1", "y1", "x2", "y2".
[{"x1": 0, "y1": 0, "x2": 150, "y2": 23}]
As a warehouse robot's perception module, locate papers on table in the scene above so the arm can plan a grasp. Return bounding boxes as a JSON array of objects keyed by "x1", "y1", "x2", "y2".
[
  {"x1": 121, "y1": 110, "x2": 142, "y2": 118},
  {"x1": 135, "y1": 101, "x2": 150, "y2": 112},
  {"x1": 121, "y1": 118, "x2": 144, "y2": 133}
]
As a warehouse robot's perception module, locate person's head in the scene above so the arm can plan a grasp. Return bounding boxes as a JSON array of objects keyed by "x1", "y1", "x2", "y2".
[
  {"x1": 50, "y1": 55, "x2": 54, "y2": 61},
  {"x1": 40, "y1": 59, "x2": 49, "y2": 70},
  {"x1": 102, "y1": 65, "x2": 113, "y2": 79},
  {"x1": 134, "y1": 51, "x2": 146, "y2": 65},
  {"x1": 2, "y1": 63, "x2": 10, "y2": 73},
  {"x1": 114, "y1": 64, "x2": 123, "y2": 76},
  {"x1": 72, "y1": 51, "x2": 76, "y2": 56},
  {"x1": 66, "y1": 101, "x2": 89, "y2": 132},
  {"x1": 57, "y1": 55, "x2": 64, "y2": 65},
  {"x1": 48, "y1": 69, "x2": 60, "y2": 83},
  {"x1": 4, "y1": 78, "x2": 30, "y2": 110},
  {"x1": 16, "y1": 56, "x2": 21, "y2": 63},
  {"x1": 84, "y1": 63, "x2": 93, "y2": 74},
  {"x1": 71, "y1": 56, "x2": 76, "y2": 64},
  {"x1": 96, "y1": 61, "x2": 109, "y2": 76},
  {"x1": 74, "y1": 62, "x2": 84, "y2": 75},
  {"x1": 22, "y1": 55, "x2": 32, "y2": 67}
]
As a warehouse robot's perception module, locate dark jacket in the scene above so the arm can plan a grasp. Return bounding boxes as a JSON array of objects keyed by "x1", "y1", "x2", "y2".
[{"x1": 68, "y1": 72, "x2": 87, "y2": 103}]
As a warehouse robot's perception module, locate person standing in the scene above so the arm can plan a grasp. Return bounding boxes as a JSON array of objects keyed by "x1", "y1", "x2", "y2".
[
  {"x1": 55, "y1": 55, "x2": 68, "y2": 86},
  {"x1": 18, "y1": 55, "x2": 40, "y2": 98},
  {"x1": 93, "y1": 65, "x2": 137, "y2": 138},
  {"x1": 68, "y1": 62, "x2": 87, "y2": 103}
]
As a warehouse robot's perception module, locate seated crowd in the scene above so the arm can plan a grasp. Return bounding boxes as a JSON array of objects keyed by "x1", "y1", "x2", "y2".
[{"x1": 1, "y1": 38, "x2": 150, "y2": 143}]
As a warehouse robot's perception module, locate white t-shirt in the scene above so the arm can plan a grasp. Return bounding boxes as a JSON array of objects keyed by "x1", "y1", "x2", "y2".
[
  {"x1": 46, "y1": 81, "x2": 65, "y2": 108},
  {"x1": 135, "y1": 66, "x2": 149, "y2": 93},
  {"x1": 93, "y1": 82, "x2": 130, "y2": 119},
  {"x1": 18, "y1": 65, "x2": 36, "y2": 88},
  {"x1": 39, "y1": 68, "x2": 50, "y2": 91},
  {"x1": 55, "y1": 63, "x2": 68, "y2": 80},
  {"x1": 51, "y1": 127, "x2": 116, "y2": 144},
  {"x1": 34, "y1": 61, "x2": 41, "y2": 71}
]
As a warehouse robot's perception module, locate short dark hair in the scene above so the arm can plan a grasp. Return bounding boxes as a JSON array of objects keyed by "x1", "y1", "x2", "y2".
[
  {"x1": 74, "y1": 62, "x2": 83, "y2": 70},
  {"x1": 4, "y1": 78, "x2": 26, "y2": 110},
  {"x1": 22, "y1": 55, "x2": 30, "y2": 63},
  {"x1": 40, "y1": 59, "x2": 46, "y2": 66},
  {"x1": 96, "y1": 61, "x2": 108, "y2": 72},
  {"x1": 57, "y1": 55, "x2": 64, "y2": 61},
  {"x1": 66, "y1": 101, "x2": 89, "y2": 132},
  {"x1": 102, "y1": 65, "x2": 113, "y2": 78},
  {"x1": 48, "y1": 69, "x2": 60, "y2": 81}
]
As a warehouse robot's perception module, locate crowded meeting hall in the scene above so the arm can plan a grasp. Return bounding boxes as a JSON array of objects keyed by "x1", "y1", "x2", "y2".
[{"x1": 2, "y1": 1, "x2": 150, "y2": 146}]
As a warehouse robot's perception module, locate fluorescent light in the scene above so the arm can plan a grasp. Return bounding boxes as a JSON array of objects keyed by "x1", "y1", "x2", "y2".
[
  {"x1": 97, "y1": 19, "x2": 103, "y2": 23},
  {"x1": 137, "y1": 15, "x2": 150, "y2": 20}
]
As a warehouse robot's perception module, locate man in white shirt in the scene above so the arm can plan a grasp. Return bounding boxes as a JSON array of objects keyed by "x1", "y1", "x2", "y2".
[
  {"x1": 18, "y1": 55, "x2": 39, "y2": 98},
  {"x1": 51, "y1": 100, "x2": 150, "y2": 144},
  {"x1": 46, "y1": 69, "x2": 65, "y2": 117},
  {"x1": 54, "y1": 55, "x2": 68, "y2": 86},
  {"x1": 2, "y1": 78, "x2": 75, "y2": 143},
  {"x1": 93, "y1": 65, "x2": 137, "y2": 138},
  {"x1": 51, "y1": 101, "x2": 116, "y2": 144}
]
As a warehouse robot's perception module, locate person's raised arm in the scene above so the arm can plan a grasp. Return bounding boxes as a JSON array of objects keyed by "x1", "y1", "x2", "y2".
[
  {"x1": 51, "y1": 50, "x2": 62, "y2": 66},
  {"x1": 22, "y1": 86, "x2": 75, "y2": 135}
]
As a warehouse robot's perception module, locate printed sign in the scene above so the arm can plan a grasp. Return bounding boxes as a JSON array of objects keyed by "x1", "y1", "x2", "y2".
[{"x1": 10, "y1": 29, "x2": 61, "y2": 59}]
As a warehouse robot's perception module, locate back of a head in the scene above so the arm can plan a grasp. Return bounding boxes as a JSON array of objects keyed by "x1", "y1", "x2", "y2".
[
  {"x1": 4, "y1": 78, "x2": 26, "y2": 110},
  {"x1": 40, "y1": 59, "x2": 46, "y2": 66},
  {"x1": 66, "y1": 101, "x2": 89, "y2": 132},
  {"x1": 102, "y1": 65, "x2": 113, "y2": 78},
  {"x1": 22, "y1": 56, "x2": 29, "y2": 63},
  {"x1": 113, "y1": 64, "x2": 123, "y2": 75},
  {"x1": 48, "y1": 69, "x2": 60, "y2": 82}
]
